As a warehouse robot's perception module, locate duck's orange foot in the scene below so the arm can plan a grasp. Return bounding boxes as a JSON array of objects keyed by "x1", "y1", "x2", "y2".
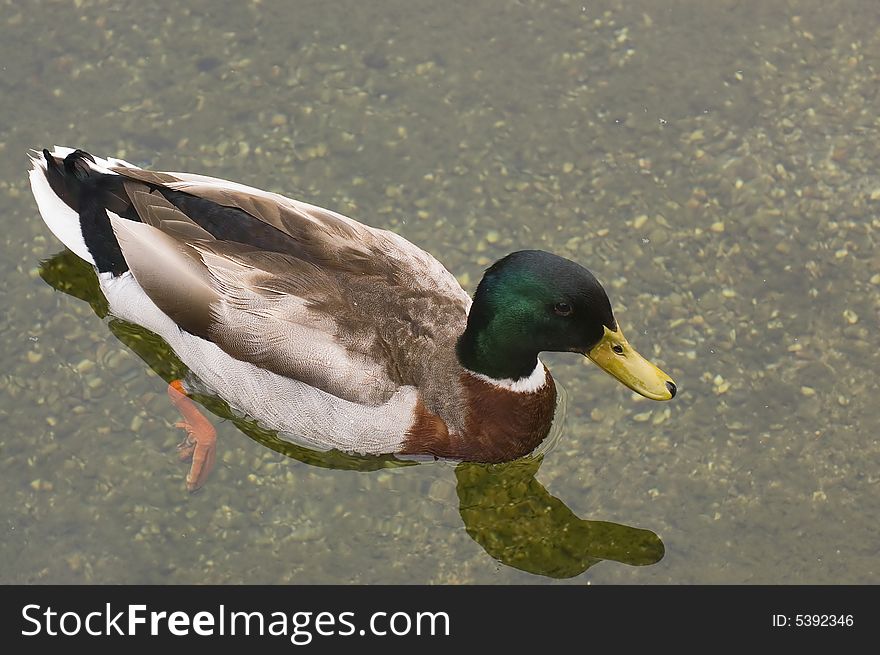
[{"x1": 167, "y1": 379, "x2": 217, "y2": 492}]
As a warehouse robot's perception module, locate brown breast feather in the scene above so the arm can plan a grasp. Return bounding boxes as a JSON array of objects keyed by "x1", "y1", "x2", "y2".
[{"x1": 401, "y1": 367, "x2": 557, "y2": 462}]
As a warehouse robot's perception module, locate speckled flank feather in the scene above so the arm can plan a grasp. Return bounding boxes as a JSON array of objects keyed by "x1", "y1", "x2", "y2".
[{"x1": 99, "y1": 271, "x2": 420, "y2": 453}]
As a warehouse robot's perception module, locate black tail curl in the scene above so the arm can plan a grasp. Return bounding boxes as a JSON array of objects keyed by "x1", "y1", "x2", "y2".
[{"x1": 42, "y1": 149, "x2": 129, "y2": 275}]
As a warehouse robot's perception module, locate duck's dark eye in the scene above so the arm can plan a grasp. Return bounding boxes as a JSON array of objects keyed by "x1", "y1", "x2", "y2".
[
  {"x1": 612, "y1": 344, "x2": 624, "y2": 355},
  {"x1": 554, "y1": 302, "x2": 573, "y2": 317}
]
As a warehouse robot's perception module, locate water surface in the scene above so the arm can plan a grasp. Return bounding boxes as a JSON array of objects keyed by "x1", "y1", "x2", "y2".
[{"x1": 1, "y1": 0, "x2": 878, "y2": 583}]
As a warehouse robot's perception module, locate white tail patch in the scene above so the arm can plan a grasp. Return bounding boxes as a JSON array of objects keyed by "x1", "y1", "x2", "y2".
[
  {"x1": 28, "y1": 152, "x2": 94, "y2": 264},
  {"x1": 468, "y1": 360, "x2": 548, "y2": 393}
]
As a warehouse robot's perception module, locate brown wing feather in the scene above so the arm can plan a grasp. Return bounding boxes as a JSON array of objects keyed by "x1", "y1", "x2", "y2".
[
  {"x1": 125, "y1": 181, "x2": 216, "y2": 241},
  {"x1": 109, "y1": 217, "x2": 219, "y2": 339},
  {"x1": 109, "y1": 164, "x2": 471, "y2": 421},
  {"x1": 191, "y1": 242, "x2": 405, "y2": 405}
]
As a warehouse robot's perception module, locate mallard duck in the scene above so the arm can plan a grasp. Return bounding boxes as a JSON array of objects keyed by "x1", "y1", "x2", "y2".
[{"x1": 28, "y1": 146, "x2": 675, "y2": 489}]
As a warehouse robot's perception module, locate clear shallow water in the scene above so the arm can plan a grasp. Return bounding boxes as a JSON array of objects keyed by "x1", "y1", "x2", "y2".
[{"x1": 1, "y1": 0, "x2": 878, "y2": 583}]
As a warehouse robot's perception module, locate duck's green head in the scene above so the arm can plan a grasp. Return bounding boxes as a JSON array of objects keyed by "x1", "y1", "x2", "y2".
[{"x1": 457, "y1": 250, "x2": 676, "y2": 401}]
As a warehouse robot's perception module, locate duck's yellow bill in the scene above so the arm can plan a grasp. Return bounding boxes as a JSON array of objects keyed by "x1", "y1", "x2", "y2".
[{"x1": 586, "y1": 326, "x2": 676, "y2": 401}]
